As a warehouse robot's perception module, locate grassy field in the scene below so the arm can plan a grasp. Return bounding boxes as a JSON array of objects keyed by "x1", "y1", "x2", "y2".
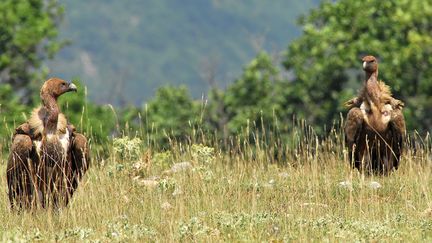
[{"x1": 0, "y1": 125, "x2": 431, "y2": 242}]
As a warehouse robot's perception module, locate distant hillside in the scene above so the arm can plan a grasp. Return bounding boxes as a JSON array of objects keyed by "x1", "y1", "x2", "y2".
[{"x1": 50, "y1": 0, "x2": 319, "y2": 105}]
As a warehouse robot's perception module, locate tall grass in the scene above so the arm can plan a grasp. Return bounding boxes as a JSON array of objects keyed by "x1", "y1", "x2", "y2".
[{"x1": 0, "y1": 107, "x2": 431, "y2": 242}]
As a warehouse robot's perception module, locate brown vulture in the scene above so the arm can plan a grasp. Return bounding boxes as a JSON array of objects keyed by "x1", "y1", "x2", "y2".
[
  {"x1": 7, "y1": 78, "x2": 90, "y2": 209},
  {"x1": 345, "y1": 55, "x2": 406, "y2": 175}
]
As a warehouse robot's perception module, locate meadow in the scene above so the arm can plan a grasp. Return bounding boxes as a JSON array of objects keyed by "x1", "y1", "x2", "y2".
[{"x1": 0, "y1": 121, "x2": 431, "y2": 242}]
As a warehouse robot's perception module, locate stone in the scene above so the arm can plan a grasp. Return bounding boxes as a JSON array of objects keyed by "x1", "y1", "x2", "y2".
[
  {"x1": 170, "y1": 161, "x2": 193, "y2": 173},
  {"x1": 369, "y1": 181, "x2": 382, "y2": 190}
]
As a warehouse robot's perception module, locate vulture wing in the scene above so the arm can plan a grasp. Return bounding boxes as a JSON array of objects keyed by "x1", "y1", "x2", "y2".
[
  {"x1": 344, "y1": 107, "x2": 365, "y2": 170},
  {"x1": 388, "y1": 109, "x2": 406, "y2": 170},
  {"x1": 7, "y1": 125, "x2": 39, "y2": 209},
  {"x1": 68, "y1": 128, "x2": 90, "y2": 196}
]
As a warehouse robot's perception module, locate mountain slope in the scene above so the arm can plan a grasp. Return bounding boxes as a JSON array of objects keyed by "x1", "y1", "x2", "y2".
[{"x1": 50, "y1": 0, "x2": 319, "y2": 105}]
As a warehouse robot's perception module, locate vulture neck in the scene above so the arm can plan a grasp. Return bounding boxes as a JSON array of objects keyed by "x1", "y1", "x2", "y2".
[
  {"x1": 364, "y1": 69, "x2": 381, "y2": 107},
  {"x1": 363, "y1": 68, "x2": 389, "y2": 132},
  {"x1": 365, "y1": 68, "x2": 378, "y2": 82},
  {"x1": 41, "y1": 93, "x2": 59, "y2": 135}
]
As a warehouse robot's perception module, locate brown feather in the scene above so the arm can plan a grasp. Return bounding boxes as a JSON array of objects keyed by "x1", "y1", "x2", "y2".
[{"x1": 28, "y1": 107, "x2": 68, "y2": 137}]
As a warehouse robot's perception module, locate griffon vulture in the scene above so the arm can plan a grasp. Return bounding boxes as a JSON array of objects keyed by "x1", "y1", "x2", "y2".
[
  {"x1": 345, "y1": 56, "x2": 406, "y2": 175},
  {"x1": 7, "y1": 78, "x2": 90, "y2": 209}
]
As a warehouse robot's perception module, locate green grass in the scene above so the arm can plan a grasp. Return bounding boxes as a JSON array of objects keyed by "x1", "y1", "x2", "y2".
[{"x1": 0, "y1": 126, "x2": 431, "y2": 242}]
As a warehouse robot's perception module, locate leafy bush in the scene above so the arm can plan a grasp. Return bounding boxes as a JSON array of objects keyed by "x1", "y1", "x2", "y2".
[
  {"x1": 113, "y1": 136, "x2": 143, "y2": 162},
  {"x1": 191, "y1": 144, "x2": 215, "y2": 165},
  {"x1": 143, "y1": 85, "x2": 201, "y2": 147}
]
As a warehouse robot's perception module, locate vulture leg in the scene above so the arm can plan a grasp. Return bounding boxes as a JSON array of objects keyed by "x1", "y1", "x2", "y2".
[
  {"x1": 345, "y1": 107, "x2": 364, "y2": 171},
  {"x1": 7, "y1": 134, "x2": 36, "y2": 209},
  {"x1": 69, "y1": 132, "x2": 90, "y2": 196}
]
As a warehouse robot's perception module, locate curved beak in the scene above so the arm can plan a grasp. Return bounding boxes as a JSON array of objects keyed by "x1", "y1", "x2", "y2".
[
  {"x1": 68, "y1": 83, "x2": 78, "y2": 92},
  {"x1": 362, "y1": 61, "x2": 367, "y2": 69}
]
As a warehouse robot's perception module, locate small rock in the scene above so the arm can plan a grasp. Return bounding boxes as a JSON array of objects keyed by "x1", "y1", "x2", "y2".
[
  {"x1": 138, "y1": 179, "x2": 159, "y2": 188},
  {"x1": 338, "y1": 181, "x2": 353, "y2": 191},
  {"x1": 272, "y1": 224, "x2": 280, "y2": 234},
  {"x1": 263, "y1": 179, "x2": 276, "y2": 189},
  {"x1": 301, "y1": 202, "x2": 329, "y2": 208},
  {"x1": 369, "y1": 181, "x2": 382, "y2": 190},
  {"x1": 162, "y1": 169, "x2": 173, "y2": 176},
  {"x1": 170, "y1": 161, "x2": 193, "y2": 173},
  {"x1": 278, "y1": 172, "x2": 289, "y2": 179},
  {"x1": 161, "y1": 201, "x2": 172, "y2": 210},
  {"x1": 146, "y1": 175, "x2": 160, "y2": 180},
  {"x1": 172, "y1": 187, "x2": 183, "y2": 197}
]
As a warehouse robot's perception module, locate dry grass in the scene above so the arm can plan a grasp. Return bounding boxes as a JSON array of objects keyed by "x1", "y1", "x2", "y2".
[{"x1": 0, "y1": 126, "x2": 431, "y2": 242}]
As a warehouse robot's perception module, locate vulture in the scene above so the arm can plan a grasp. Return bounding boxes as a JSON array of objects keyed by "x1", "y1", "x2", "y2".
[
  {"x1": 7, "y1": 78, "x2": 90, "y2": 209},
  {"x1": 345, "y1": 55, "x2": 406, "y2": 175}
]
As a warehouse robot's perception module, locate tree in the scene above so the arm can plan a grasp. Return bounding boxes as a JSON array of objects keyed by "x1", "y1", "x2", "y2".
[
  {"x1": 284, "y1": 0, "x2": 432, "y2": 133},
  {"x1": 0, "y1": 0, "x2": 64, "y2": 103},
  {"x1": 221, "y1": 52, "x2": 283, "y2": 134},
  {"x1": 0, "y1": 84, "x2": 29, "y2": 145},
  {"x1": 143, "y1": 86, "x2": 201, "y2": 147}
]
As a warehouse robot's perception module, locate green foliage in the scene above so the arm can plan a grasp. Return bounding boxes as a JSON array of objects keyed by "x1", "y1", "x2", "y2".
[
  {"x1": 0, "y1": 0, "x2": 64, "y2": 101},
  {"x1": 112, "y1": 136, "x2": 143, "y2": 162},
  {"x1": 284, "y1": 0, "x2": 432, "y2": 133},
  {"x1": 158, "y1": 177, "x2": 178, "y2": 194},
  {"x1": 0, "y1": 0, "x2": 117, "y2": 148},
  {"x1": 152, "y1": 151, "x2": 174, "y2": 170},
  {"x1": 100, "y1": 0, "x2": 432, "y2": 140},
  {"x1": 143, "y1": 85, "x2": 201, "y2": 147},
  {"x1": 104, "y1": 217, "x2": 157, "y2": 241},
  {"x1": 222, "y1": 52, "x2": 283, "y2": 134},
  {"x1": 0, "y1": 84, "x2": 29, "y2": 143},
  {"x1": 0, "y1": 0, "x2": 70, "y2": 151},
  {"x1": 191, "y1": 144, "x2": 215, "y2": 165},
  {"x1": 3, "y1": 0, "x2": 432, "y2": 155}
]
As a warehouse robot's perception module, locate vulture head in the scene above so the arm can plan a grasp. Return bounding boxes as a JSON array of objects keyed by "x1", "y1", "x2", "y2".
[
  {"x1": 40, "y1": 78, "x2": 77, "y2": 100},
  {"x1": 39, "y1": 78, "x2": 77, "y2": 135},
  {"x1": 362, "y1": 55, "x2": 378, "y2": 74}
]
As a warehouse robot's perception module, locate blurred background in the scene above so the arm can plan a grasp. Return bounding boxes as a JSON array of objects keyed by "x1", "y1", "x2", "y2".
[
  {"x1": 0, "y1": 0, "x2": 430, "y2": 147},
  {"x1": 49, "y1": 0, "x2": 319, "y2": 105}
]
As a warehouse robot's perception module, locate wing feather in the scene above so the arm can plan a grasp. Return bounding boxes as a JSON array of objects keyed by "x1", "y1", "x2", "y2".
[
  {"x1": 389, "y1": 109, "x2": 406, "y2": 169},
  {"x1": 68, "y1": 132, "x2": 90, "y2": 195},
  {"x1": 345, "y1": 107, "x2": 365, "y2": 170}
]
